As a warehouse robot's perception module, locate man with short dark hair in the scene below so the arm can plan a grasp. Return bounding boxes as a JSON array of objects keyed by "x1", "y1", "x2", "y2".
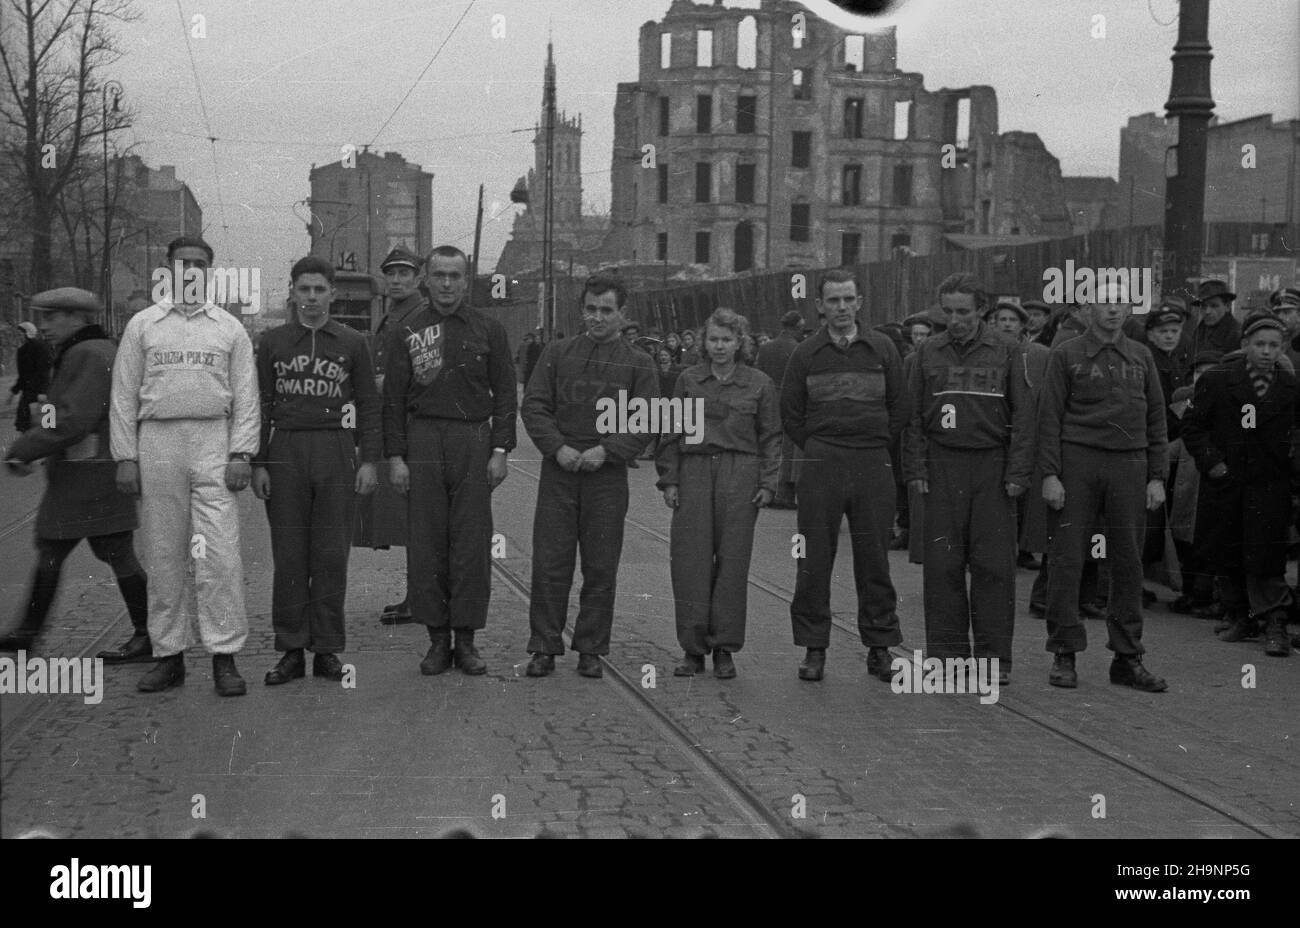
[
  {"x1": 384, "y1": 245, "x2": 516, "y2": 676},
  {"x1": 1, "y1": 289, "x2": 148, "y2": 659},
  {"x1": 521, "y1": 273, "x2": 658, "y2": 678},
  {"x1": 782, "y1": 268, "x2": 909, "y2": 683},
  {"x1": 111, "y1": 237, "x2": 259, "y2": 696},
  {"x1": 253, "y1": 256, "x2": 380, "y2": 685},
  {"x1": 1038, "y1": 281, "x2": 1168, "y2": 692}
]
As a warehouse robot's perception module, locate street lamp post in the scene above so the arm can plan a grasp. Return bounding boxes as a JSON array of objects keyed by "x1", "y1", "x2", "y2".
[
  {"x1": 1161, "y1": 0, "x2": 1214, "y2": 299},
  {"x1": 100, "y1": 80, "x2": 123, "y2": 333}
]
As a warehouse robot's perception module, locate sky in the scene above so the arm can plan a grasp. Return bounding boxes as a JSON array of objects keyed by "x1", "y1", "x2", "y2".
[{"x1": 109, "y1": 0, "x2": 1299, "y2": 309}]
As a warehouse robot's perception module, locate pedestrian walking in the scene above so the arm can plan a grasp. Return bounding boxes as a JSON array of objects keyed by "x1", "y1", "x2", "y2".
[
  {"x1": 520, "y1": 273, "x2": 658, "y2": 679},
  {"x1": 253, "y1": 256, "x2": 380, "y2": 685},
  {"x1": 9, "y1": 321, "x2": 51, "y2": 433},
  {"x1": 0, "y1": 289, "x2": 149, "y2": 661},
  {"x1": 904, "y1": 275, "x2": 1032, "y2": 685},
  {"x1": 781, "y1": 268, "x2": 909, "y2": 683},
  {"x1": 656, "y1": 307, "x2": 781, "y2": 679},
  {"x1": 1181, "y1": 313, "x2": 1298, "y2": 657},
  {"x1": 110, "y1": 237, "x2": 260, "y2": 696},
  {"x1": 383, "y1": 245, "x2": 516, "y2": 676},
  {"x1": 1037, "y1": 281, "x2": 1169, "y2": 692}
]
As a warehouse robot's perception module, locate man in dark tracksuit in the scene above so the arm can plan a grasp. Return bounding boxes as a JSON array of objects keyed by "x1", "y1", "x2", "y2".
[
  {"x1": 253, "y1": 256, "x2": 380, "y2": 684},
  {"x1": 356, "y1": 247, "x2": 425, "y2": 624},
  {"x1": 1, "y1": 289, "x2": 148, "y2": 658},
  {"x1": 521, "y1": 273, "x2": 658, "y2": 679},
  {"x1": 1038, "y1": 286, "x2": 1168, "y2": 692},
  {"x1": 754, "y1": 311, "x2": 803, "y2": 508},
  {"x1": 904, "y1": 274, "x2": 1033, "y2": 685},
  {"x1": 1182, "y1": 313, "x2": 1299, "y2": 657},
  {"x1": 384, "y1": 245, "x2": 516, "y2": 676},
  {"x1": 10, "y1": 322, "x2": 51, "y2": 432},
  {"x1": 782, "y1": 268, "x2": 909, "y2": 683}
]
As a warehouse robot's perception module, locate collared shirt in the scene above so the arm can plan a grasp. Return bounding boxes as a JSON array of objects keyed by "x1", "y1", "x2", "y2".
[
  {"x1": 654, "y1": 362, "x2": 782, "y2": 491},
  {"x1": 255, "y1": 317, "x2": 381, "y2": 463},
  {"x1": 381, "y1": 298, "x2": 517, "y2": 457},
  {"x1": 109, "y1": 300, "x2": 259, "y2": 461},
  {"x1": 1036, "y1": 328, "x2": 1168, "y2": 481},
  {"x1": 780, "y1": 324, "x2": 907, "y2": 450}
]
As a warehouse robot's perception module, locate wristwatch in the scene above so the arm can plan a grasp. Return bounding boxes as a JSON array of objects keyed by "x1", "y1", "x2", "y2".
[{"x1": 228, "y1": 452, "x2": 252, "y2": 463}]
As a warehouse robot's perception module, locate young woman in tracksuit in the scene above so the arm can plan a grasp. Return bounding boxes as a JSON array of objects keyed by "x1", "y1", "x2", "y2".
[
  {"x1": 253, "y1": 256, "x2": 380, "y2": 685},
  {"x1": 656, "y1": 308, "x2": 782, "y2": 679}
]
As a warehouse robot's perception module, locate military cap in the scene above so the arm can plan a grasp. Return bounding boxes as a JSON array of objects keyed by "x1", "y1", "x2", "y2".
[
  {"x1": 30, "y1": 287, "x2": 103, "y2": 316},
  {"x1": 1192, "y1": 350, "x2": 1223, "y2": 369},
  {"x1": 380, "y1": 246, "x2": 422, "y2": 272},
  {"x1": 1241, "y1": 312, "x2": 1285, "y2": 339},
  {"x1": 1145, "y1": 307, "x2": 1186, "y2": 330},
  {"x1": 1157, "y1": 293, "x2": 1189, "y2": 317},
  {"x1": 1192, "y1": 279, "x2": 1235, "y2": 305},
  {"x1": 1269, "y1": 287, "x2": 1300, "y2": 311}
]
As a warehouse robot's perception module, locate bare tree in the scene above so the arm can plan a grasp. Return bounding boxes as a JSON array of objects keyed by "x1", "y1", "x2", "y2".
[{"x1": 0, "y1": 0, "x2": 138, "y2": 291}]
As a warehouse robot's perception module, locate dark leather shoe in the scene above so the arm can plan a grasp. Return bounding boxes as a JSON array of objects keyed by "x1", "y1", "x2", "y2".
[
  {"x1": 97, "y1": 632, "x2": 153, "y2": 664},
  {"x1": 1217, "y1": 614, "x2": 1260, "y2": 642},
  {"x1": 1263, "y1": 614, "x2": 1292, "y2": 657},
  {"x1": 138, "y1": 653, "x2": 185, "y2": 692},
  {"x1": 453, "y1": 631, "x2": 487, "y2": 675},
  {"x1": 525, "y1": 652, "x2": 555, "y2": 677},
  {"x1": 381, "y1": 599, "x2": 414, "y2": 624},
  {"x1": 798, "y1": 647, "x2": 825, "y2": 681},
  {"x1": 712, "y1": 649, "x2": 736, "y2": 679},
  {"x1": 312, "y1": 652, "x2": 345, "y2": 680},
  {"x1": 866, "y1": 646, "x2": 893, "y2": 681},
  {"x1": 1079, "y1": 602, "x2": 1107, "y2": 620},
  {"x1": 577, "y1": 653, "x2": 603, "y2": 678},
  {"x1": 420, "y1": 633, "x2": 453, "y2": 675},
  {"x1": 1109, "y1": 655, "x2": 1167, "y2": 692},
  {"x1": 674, "y1": 653, "x2": 705, "y2": 676},
  {"x1": 1048, "y1": 652, "x2": 1077, "y2": 688},
  {"x1": 265, "y1": 649, "x2": 306, "y2": 685},
  {"x1": 1028, "y1": 602, "x2": 1046, "y2": 618},
  {"x1": 213, "y1": 654, "x2": 247, "y2": 697}
]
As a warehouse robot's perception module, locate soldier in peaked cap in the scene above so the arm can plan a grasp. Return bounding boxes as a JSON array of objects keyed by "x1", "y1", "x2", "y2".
[
  {"x1": 1267, "y1": 287, "x2": 1300, "y2": 372},
  {"x1": 355, "y1": 246, "x2": 425, "y2": 623},
  {"x1": 1, "y1": 289, "x2": 149, "y2": 660}
]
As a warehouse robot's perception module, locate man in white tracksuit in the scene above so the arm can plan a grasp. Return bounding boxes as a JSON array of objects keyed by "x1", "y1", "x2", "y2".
[{"x1": 110, "y1": 236, "x2": 260, "y2": 696}]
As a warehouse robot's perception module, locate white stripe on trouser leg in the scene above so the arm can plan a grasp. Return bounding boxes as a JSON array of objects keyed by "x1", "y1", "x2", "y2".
[{"x1": 139, "y1": 419, "x2": 248, "y2": 656}]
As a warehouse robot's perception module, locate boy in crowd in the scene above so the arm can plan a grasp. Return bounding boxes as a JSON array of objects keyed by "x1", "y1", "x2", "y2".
[{"x1": 1181, "y1": 313, "x2": 1298, "y2": 657}]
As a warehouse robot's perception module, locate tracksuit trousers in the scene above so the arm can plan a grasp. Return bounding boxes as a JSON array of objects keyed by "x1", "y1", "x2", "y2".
[
  {"x1": 138, "y1": 419, "x2": 248, "y2": 657},
  {"x1": 527, "y1": 457, "x2": 629, "y2": 656},
  {"x1": 406, "y1": 418, "x2": 493, "y2": 634},
  {"x1": 791, "y1": 439, "x2": 902, "y2": 649},
  {"x1": 670, "y1": 452, "x2": 760, "y2": 655},
  {"x1": 1045, "y1": 445, "x2": 1147, "y2": 656},
  {"x1": 265, "y1": 429, "x2": 357, "y2": 653},
  {"x1": 922, "y1": 445, "x2": 1016, "y2": 668}
]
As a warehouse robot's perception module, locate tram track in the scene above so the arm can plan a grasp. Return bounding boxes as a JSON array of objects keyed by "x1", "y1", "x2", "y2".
[{"x1": 507, "y1": 459, "x2": 1285, "y2": 838}]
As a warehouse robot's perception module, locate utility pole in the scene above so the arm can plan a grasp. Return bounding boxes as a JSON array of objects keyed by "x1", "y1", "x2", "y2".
[
  {"x1": 471, "y1": 183, "x2": 485, "y2": 293},
  {"x1": 1161, "y1": 0, "x2": 1214, "y2": 299},
  {"x1": 543, "y1": 39, "x2": 557, "y2": 340},
  {"x1": 100, "y1": 81, "x2": 123, "y2": 332}
]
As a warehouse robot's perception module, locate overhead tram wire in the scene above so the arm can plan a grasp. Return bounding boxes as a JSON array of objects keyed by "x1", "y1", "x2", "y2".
[
  {"x1": 175, "y1": 0, "x2": 230, "y2": 253},
  {"x1": 367, "y1": 0, "x2": 478, "y2": 149}
]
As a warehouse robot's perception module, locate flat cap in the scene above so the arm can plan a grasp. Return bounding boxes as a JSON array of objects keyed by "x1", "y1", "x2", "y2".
[
  {"x1": 1145, "y1": 308, "x2": 1185, "y2": 330},
  {"x1": 989, "y1": 301, "x2": 1029, "y2": 324},
  {"x1": 1241, "y1": 312, "x2": 1285, "y2": 339},
  {"x1": 780, "y1": 310, "x2": 805, "y2": 329},
  {"x1": 380, "y1": 246, "x2": 421, "y2": 272},
  {"x1": 1021, "y1": 300, "x2": 1052, "y2": 315},
  {"x1": 30, "y1": 287, "x2": 103, "y2": 315},
  {"x1": 1193, "y1": 350, "x2": 1224, "y2": 368}
]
